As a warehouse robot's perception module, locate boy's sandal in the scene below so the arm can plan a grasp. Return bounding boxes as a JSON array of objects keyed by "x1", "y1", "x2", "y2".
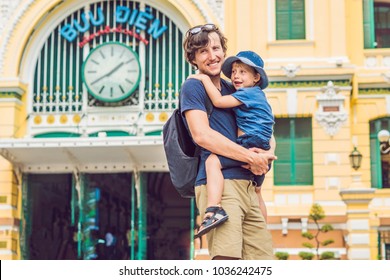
[{"x1": 194, "y1": 206, "x2": 229, "y2": 239}]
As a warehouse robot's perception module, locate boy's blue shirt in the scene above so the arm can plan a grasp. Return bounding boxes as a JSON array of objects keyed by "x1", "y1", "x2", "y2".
[{"x1": 232, "y1": 87, "x2": 274, "y2": 142}]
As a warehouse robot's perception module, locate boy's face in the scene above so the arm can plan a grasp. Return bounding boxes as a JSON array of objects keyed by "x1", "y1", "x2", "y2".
[
  {"x1": 230, "y1": 62, "x2": 260, "y2": 90},
  {"x1": 192, "y1": 32, "x2": 225, "y2": 78}
]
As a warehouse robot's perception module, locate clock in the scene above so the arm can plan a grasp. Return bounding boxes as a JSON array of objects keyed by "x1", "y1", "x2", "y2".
[{"x1": 82, "y1": 42, "x2": 141, "y2": 103}]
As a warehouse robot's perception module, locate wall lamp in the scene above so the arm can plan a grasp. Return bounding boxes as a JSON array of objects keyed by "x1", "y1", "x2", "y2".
[
  {"x1": 349, "y1": 147, "x2": 362, "y2": 171},
  {"x1": 378, "y1": 130, "x2": 390, "y2": 155}
]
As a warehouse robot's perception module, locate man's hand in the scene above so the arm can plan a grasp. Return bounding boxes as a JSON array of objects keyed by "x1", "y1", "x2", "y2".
[{"x1": 242, "y1": 148, "x2": 277, "y2": 175}]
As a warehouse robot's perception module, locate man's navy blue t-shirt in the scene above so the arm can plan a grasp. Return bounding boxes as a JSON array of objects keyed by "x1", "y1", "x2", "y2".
[{"x1": 180, "y1": 78, "x2": 254, "y2": 186}]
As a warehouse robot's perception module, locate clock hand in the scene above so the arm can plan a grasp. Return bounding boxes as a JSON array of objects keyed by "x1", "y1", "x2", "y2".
[
  {"x1": 91, "y1": 62, "x2": 125, "y2": 85},
  {"x1": 91, "y1": 72, "x2": 108, "y2": 86},
  {"x1": 105, "y1": 62, "x2": 125, "y2": 77}
]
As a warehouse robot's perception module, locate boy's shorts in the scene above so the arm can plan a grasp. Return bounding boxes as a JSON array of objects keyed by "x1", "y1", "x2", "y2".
[{"x1": 195, "y1": 179, "x2": 274, "y2": 260}]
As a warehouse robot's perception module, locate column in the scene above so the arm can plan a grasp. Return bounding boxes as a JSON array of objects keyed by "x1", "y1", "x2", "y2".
[
  {"x1": 0, "y1": 84, "x2": 26, "y2": 260},
  {"x1": 340, "y1": 189, "x2": 375, "y2": 259}
]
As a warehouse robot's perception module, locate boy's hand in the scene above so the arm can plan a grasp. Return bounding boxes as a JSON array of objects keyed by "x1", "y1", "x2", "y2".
[
  {"x1": 249, "y1": 147, "x2": 277, "y2": 164},
  {"x1": 187, "y1": 73, "x2": 209, "y2": 82}
]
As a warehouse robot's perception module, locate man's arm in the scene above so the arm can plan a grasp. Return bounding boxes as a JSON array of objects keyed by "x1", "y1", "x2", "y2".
[
  {"x1": 185, "y1": 109, "x2": 276, "y2": 175},
  {"x1": 188, "y1": 74, "x2": 241, "y2": 108}
]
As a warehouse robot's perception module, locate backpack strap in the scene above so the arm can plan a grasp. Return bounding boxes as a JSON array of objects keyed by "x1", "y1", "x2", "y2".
[{"x1": 205, "y1": 95, "x2": 213, "y2": 118}]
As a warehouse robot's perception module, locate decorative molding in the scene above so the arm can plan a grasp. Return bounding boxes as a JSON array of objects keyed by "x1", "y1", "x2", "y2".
[
  {"x1": 384, "y1": 56, "x2": 390, "y2": 68},
  {"x1": 204, "y1": 0, "x2": 223, "y2": 28},
  {"x1": 382, "y1": 71, "x2": 390, "y2": 84},
  {"x1": 315, "y1": 81, "x2": 348, "y2": 136},
  {"x1": 0, "y1": 0, "x2": 21, "y2": 35},
  {"x1": 359, "y1": 88, "x2": 390, "y2": 95},
  {"x1": 190, "y1": 0, "x2": 210, "y2": 22},
  {"x1": 0, "y1": 0, "x2": 35, "y2": 74},
  {"x1": 268, "y1": 79, "x2": 350, "y2": 88},
  {"x1": 281, "y1": 64, "x2": 301, "y2": 78},
  {"x1": 0, "y1": 92, "x2": 22, "y2": 100}
]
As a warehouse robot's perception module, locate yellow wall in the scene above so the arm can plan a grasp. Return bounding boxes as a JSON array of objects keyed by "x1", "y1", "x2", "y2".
[{"x1": 0, "y1": 0, "x2": 389, "y2": 260}]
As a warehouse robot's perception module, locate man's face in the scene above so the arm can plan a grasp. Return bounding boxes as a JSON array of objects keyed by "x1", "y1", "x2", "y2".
[{"x1": 192, "y1": 32, "x2": 225, "y2": 78}]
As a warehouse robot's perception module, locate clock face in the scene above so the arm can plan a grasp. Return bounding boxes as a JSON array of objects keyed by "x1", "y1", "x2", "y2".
[{"x1": 82, "y1": 42, "x2": 141, "y2": 102}]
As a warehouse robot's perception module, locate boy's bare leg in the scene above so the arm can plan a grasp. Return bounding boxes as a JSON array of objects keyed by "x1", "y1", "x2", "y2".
[
  {"x1": 205, "y1": 153, "x2": 224, "y2": 208},
  {"x1": 194, "y1": 154, "x2": 229, "y2": 238}
]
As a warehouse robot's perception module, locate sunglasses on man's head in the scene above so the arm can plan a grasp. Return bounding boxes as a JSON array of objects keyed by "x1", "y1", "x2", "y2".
[{"x1": 187, "y1": 24, "x2": 217, "y2": 35}]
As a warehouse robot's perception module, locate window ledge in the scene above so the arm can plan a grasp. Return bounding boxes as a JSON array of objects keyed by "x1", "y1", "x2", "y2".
[
  {"x1": 364, "y1": 48, "x2": 390, "y2": 56},
  {"x1": 267, "y1": 40, "x2": 315, "y2": 47},
  {"x1": 273, "y1": 185, "x2": 314, "y2": 192}
]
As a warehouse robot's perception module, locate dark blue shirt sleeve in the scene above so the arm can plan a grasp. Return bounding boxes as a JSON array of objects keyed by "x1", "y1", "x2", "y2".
[{"x1": 180, "y1": 78, "x2": 208, "y2": 116}]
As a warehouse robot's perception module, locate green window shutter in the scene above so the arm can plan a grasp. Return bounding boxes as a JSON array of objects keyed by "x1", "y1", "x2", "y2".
[
  {"x1": 274, "y1": 118, "x2": 292, "y2": 185},
  {"x1": 294, "y1": 137, "x2": 313, "y2": 185},
  {"x1": 294, "y1": 118, "x2": 313, "y2": 185},
  {"x1": 370, "y1": 136, "x2": 381, "y2": 188},
  {"x1": 274, "y1": 117, "x2": 313, "y2": 185},
  {"x1": 363, "y1": 0, "x2": 375, "y2": 48},
  {"x1": 276, "y1": 0, "x2": 305, "y2": 40},
  {"x1": 274, "y1": 139, "x2": 293, "y2": 185},
  {"x1": 276, "y1": 0, "x2": 290, "y2": 40}
]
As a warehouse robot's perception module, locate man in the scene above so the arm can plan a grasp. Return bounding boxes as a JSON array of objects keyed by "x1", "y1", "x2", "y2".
[{"x1": 180, "y1": 24, "x2": 276, "y2": 260}]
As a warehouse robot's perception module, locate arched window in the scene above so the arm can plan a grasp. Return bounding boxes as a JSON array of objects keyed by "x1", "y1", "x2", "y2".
[{"x1": 31, "y1": 0, "x2": 192, "y2": 133}]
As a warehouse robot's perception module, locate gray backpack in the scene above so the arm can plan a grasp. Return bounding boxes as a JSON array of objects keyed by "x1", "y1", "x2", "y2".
[{"x1": 163, "y1": 96, "x2": 212, "y2": 198}]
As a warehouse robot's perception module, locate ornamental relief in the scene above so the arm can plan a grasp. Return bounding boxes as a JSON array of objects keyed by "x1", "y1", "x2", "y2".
[{"x1": 315, "y1": 81, "x2": 348, "y2": 136}]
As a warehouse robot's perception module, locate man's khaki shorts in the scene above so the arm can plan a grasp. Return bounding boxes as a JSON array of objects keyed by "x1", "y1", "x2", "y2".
[{"x1": 195, "y1": 179, "x2": 274, "y2": 260}]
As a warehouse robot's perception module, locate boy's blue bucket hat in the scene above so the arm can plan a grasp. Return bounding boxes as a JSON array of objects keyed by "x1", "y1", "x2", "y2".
[{"x1": 222, "y1": 51, "x2": 269, "y2": 89}]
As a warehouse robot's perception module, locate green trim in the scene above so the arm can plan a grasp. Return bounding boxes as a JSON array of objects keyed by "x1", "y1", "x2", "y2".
[
  {"x1": 370, "y1": 135, "x2": 382, "y2": 189},
  {"x1": 78, "y1": 173, "x2": 86, "y2": 259},
  {"x1": 0, "y1": 92, "x2": 22, "y2": 100},
  {"x1": 20, "y1": 174, "x2": 29, "y2": 260},
  {"x1": 145, "y1": 130, "x2": 162, "y2": 136},
  {"x1": 359, "y1": 88, "x2": 390, "y2": 95},
  {"x1": 34, "y1": 132, "x2": 81, "y2": 138},
  {"x1": 269, "y1": 80, "x2": 350, "y2": 88},
  {"x1": 88, "y1": 131, "x2": 133, "y2": 137},
  {"x1": 131, "y1": 172, "x2": 136, "y2": 260},
  {"x1": 137, "y1": 173, "x2": 147, "y2": 260},
  {"x1": 71, "y1": 174, "x2": 77, "y2": 226},
  {"x1": 363, "y1": 0, "x2": 376, "y2": 49}
]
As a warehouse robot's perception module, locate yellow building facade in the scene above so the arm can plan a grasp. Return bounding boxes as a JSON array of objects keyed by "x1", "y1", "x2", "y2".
[{"x1": 0, "y1": 0, "x2": 389, "y2": 260}]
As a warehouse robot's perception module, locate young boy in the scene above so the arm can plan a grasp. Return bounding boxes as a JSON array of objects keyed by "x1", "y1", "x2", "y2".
[{"x1": 190, "y1": 51, "x2": 275, "y2": 238}]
